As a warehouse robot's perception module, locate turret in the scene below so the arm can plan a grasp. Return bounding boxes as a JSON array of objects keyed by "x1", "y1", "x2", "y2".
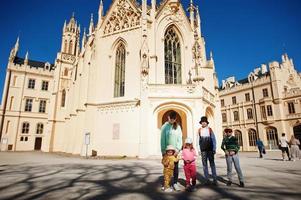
[
  {"x1": 188, "y1": 0, "x2": 195, "y2": 30},
  {"x1": 98, "y1": 0, "x2": 104, "y2": 28},
  {"x1": 60, "y1": 13, "x2": 80, "y2": 56},
  {"x1": 89, "y1": 14, "x2": 94, "y2": 36},
  {"x1": 9, "y1": 37, "x2": 19, "y2": 62}
]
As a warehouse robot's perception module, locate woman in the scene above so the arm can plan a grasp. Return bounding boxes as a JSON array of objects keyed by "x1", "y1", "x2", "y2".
[{"x1": 290, "y1": 135, "x2": 300, "y2": 161}]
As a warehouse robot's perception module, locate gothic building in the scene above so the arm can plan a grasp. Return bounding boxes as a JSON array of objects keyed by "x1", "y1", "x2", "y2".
[
  {"x1": 219, "y1": 54, "x2": 301, "y2": 151},
  {"x1": 0, "y1": 0, "x2": 221, "y2": 157}
]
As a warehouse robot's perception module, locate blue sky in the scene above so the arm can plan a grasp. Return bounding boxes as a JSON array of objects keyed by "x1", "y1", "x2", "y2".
[{"x1": 0, "y1": 0, "x2": 300, "y2": 99}]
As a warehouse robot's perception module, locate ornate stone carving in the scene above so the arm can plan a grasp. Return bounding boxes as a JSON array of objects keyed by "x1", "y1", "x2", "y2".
[
  {"x1": 61, "y1": 53, "x2": 76, "y2": 64},
  {"x1": 103, "y1": 0, "x2": 141, "y2": 35}
]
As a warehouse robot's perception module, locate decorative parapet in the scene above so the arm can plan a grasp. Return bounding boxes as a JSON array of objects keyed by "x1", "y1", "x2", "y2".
[
  {"x1": 287, "y1": 113, "x2": 301, "y2": 119},
  {"x1": 85, "y1": 99, "x2": 140, "y2": 113},
  {"x1": 148, "y1": 84, "x2": 197, "y2": 97}
]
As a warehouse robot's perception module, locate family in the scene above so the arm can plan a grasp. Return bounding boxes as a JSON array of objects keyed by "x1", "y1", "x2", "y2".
[{"x1": 161, "y1": 111, "x2": 244, "y2": 192}]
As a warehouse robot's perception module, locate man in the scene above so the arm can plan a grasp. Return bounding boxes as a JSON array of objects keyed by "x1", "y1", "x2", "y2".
[
  {"x1": 198, "y1": 116, "x2": 217, "y2": 185},
  {"x1": 161, "y1": 111, "x2": 183, "y2": 191},
  {"x1": 256, "y1": 138, "x2": 265, "y2": 158},
  {"x1": 221, "y1": 127, "x2": 245, "y2": 187},
  {"x1": 279, "y1": 133, "x2": 291, "y2": 161}
]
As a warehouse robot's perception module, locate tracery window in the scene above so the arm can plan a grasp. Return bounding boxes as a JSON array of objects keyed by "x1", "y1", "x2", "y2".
[{"x1": 114, "y1": 43, "x2": 126, "y2": 97}]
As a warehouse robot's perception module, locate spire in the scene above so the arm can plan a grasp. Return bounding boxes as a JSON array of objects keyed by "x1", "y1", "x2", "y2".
[
  {"x1": 9, "y1": 36, "x2": 19, "y2": 61},
  {"x1": 142, "y1": 0, "x2": 147, "y2": 19},
  {"x1": 196, "y1": 6, "x2": 201, "y2": 36},
  {"x1": 63, "y1": 20, "x2": 67, "y2": 32},
  {"x1": 24, "y1": 51, "x2": 29, "y2": 65},
  {"x1": 82, "y1": 28, "x2": 87, "y2": 50},
  {"x1": 188, "y1": 0, "x2": 195, "y2": 30},
  {"x1": 151, "y1": 0, "x2": 156, "y2": 18},
  {"x1": 89, "y1": 13, "x2": 94, "y2": 35},
  {"x1": 98, "y1": 0, "x2": 104, "y2": 26},
  {"x1": 14, "y1": 36, "x2": 20, "y2": 52}
]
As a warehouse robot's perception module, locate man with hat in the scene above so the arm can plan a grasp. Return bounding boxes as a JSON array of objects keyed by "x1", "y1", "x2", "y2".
[
  {"x1": 221, "y1": 127, "x2": 245, "y2": 187},
  {"x1": 198, "y1": 116, "x2": 217, "y2": 185}
]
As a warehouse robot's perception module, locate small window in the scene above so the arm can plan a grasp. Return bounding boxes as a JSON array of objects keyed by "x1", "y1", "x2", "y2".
[
  {"x1": 22, "y1": 122, "x2": 30, "y2": 134},
  {"x1": 267, "y1": 105, "x2": 273, "y2": 116},
  {"x1": 28, "y1": 79, "x2": 35, "y2": 89},
  {"x1": 12, "y1": 75, "x2": 17, "y2": 86},
  {"x1": 233, "y1": 111, "x2": 239, "y2": 121},
  {"x1": 247, "y1": 108, "x2": 253, "y2": 119},
  {"x1": 41, "y1": 81, "x2": 49, "y2": 91},
  {"x1": 36, "y1": 123, "x2": 44, "y2": 134},
  {"x1": 245, "y1": 93, "x2": 250, "y2": 102},
  {"x1": 64, "y1": 68, "x2": 68, "y2": 76},
  {"x1": 39, "y1": 100, "x2": 47, "y2": 113},
  {"x1": 20, "y1": 137, "x2": 24, "y2": 141},
  {"x1": 61, "y1": 90, "x2": 66, "y2": 107},
  {"x1": 221, "y1": 99, "x2": 225, "y2": 107},
  {"x1": 288, "y1": 102, "x2": 295, "y2": 114},
  {"x1": 24, "y1": 137, "x2": 28, "y2": 141},
  {"x1": 9, "y1": 96, "x2": 14, "y2": 110},
  {"x1": 232, "y1": 96, "x2": 237, "y2": 105},
  {"x1": 5, "y1": 120, "x2": 10, "y2": 134},
  {"x1": 25, "y1": 99, "x2": 33, "y2": 112},
  {"x1": 262, "y1": 88, "x2": 269, "y2": 98},
  {"x1": 222, "y1": 113, "x2": 227, "y2": 123}
]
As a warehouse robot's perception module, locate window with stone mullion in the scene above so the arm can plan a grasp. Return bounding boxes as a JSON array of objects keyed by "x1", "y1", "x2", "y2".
[{"x1": 114, "y1": 44, "x2": 125, "y2": 97}]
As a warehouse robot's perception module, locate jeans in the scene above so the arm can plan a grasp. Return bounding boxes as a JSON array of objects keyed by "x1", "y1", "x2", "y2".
[
  {"x1": 258, "y1": 147, "x2": 263, "y2": 158},
  {"x1": 201, "y1": 151, "x2": 217, "y2": 180},
  {"x1": 226, "y1": 154, "x2": 244, "y2": 182}
]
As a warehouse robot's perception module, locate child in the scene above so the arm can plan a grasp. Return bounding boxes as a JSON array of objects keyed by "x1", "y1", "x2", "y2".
[
  {"x1": 161, "y1": 145, "x2": 180, "y2": 192},
  {"x1": 182, "y1": 137, "x2": 197, "y2": 191},
  {"x1": 221, "y1": 127, "x2": 245, "y2": 187}
]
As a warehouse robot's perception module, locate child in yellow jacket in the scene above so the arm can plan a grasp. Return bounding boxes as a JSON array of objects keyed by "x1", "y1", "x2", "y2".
[{"x1": 162, "y1": 145, "x2": 180, "y2": 192}]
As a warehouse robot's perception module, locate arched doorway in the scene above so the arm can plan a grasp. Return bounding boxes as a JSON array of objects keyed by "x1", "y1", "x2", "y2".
[
  {"x1": 234, "y1": 130, "x2": 243, "y2": 149},
  {"x1": 162, "y1": 110, "x2": 182, "y2": 129},
  {"x1": 266, "y1": 127, "x2": 278, "y2": 149},
  {"x1": 205, "y1": 106, "x2": 215, "y2": 132},
  {"x1": 293, "y1": 124, "x2": 301, "y2": 149}
]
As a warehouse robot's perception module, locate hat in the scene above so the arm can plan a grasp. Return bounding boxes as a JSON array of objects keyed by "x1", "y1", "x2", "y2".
[
  {"x1": 185, "y1": 137, "x2": 193, "y2": 144},
  {"x1": 199, "y1": 116, "x2": 209, "y2": 124},
  {"x1": 224, "y1": 127, "x2": 233, "y2": 133},
  {"x1": 166, "y1": 145, "x2": 176, "y2": 152}
]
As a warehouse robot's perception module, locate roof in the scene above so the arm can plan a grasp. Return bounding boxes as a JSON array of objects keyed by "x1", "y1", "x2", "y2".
[{"x1": 13, "y1": 57, "x2": 55, "y2": 70}]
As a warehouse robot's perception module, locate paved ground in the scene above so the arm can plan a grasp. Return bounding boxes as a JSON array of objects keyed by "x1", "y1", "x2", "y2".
[{"x1": 0, "y1": 151, "x2": 300, "y2": 200}]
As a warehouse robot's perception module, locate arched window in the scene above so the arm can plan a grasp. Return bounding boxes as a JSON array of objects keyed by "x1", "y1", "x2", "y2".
[
  {"x1": 164, "y1": 27, "x2": 181, "y2": 84},
  {"x1": 64, "y1": 40, "x2": 67, "y2": 53},
  {"x1": 61, "y1": 90, "x2": 66, "y2": 107},
  {"x1": 266, "y1": 127, "x2": 278, "y2": 149},
  {"x1": 69, "y1": 40, "x2": 73, "y2": 54},
  {"x1": 64, "y1": 68, "x2": 68, "y2": 76},
  {"x1": 248, "y1": 129, "x2": 258, "y2": 146},
  {"x1": 235, "y1": 130, "x2": 243, "y2": 147},
  {"x1": 114, "y1": 43, "x2": 126, "y2": 97}
]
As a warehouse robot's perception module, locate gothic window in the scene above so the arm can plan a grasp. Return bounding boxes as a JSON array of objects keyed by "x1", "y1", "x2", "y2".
[
  {"x1": 266, "y1": 127, "x2": 278, "y2": 149},
  {"x1": 235, "y1": 130, "x2": 243, "y2": 147},
  {"x1": 64, "y1": 40, "x2": 67, "y2": 53},
  {"x1": 221, "y1": 99, "x2": 225, "y2": 107},
  {"x1": 69, "y1": 40, "x2": 73, "y2": 54},
  {"x1": 262, "y1": 88, "x2": 269, "y2": 97},
  {"x1": 61, "y1": 90, "x2": 66, "y2": 107},
  {"x1": 248, "y1": 129, "x2": 258, "y2": 146},
  {"x1": 114, "y1": 43, "x2": 126, "y2": 97},
  {"x1": 232, "y1": 96, "x2": 237, "y2": 105},
  {"x1": 164, "y1": 27, "x2": 181, "y2": 84},
  {"x1": 245, "y1": 93, "x2": 250, "y2": 102},
  {"x1": 261, "y1": 106, "x2": 267, "y2": 119},
  {"x1": 64, "y1": 68, "x2": 68, "y2": 76},
  {"x1": 28, "y1": 79, "x2": 35, "y2": 89},
  {"x1": 9, "y1": 96, "x2": 14, "y2": 110}
]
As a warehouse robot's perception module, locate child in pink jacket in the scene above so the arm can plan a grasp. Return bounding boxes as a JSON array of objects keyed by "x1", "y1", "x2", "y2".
[{"x1": 182, "y1": 137, "x2": 197, "y2": 191}]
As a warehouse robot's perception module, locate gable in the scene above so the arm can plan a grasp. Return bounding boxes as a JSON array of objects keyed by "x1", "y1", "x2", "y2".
[{"x1": 102, "y1": 0, "x2": 142, "y2": 36}]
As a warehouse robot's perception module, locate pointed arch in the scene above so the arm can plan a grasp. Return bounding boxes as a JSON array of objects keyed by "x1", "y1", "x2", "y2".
[
  {"x1": 69, "y1": 40, "x2": 73, "y2": 54},
  {"x1": 114, "y1": 42, "x2": 126, "y2": 97},
  {"x1": 61, "y1": 89, "x2": 66, "y2": 107},
  {"x1": 164, "y1": 25, "x2": 182, "y2": 84},
  {"x1": 64, "y1": 40, "x2": 68, "y2": 53}
]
